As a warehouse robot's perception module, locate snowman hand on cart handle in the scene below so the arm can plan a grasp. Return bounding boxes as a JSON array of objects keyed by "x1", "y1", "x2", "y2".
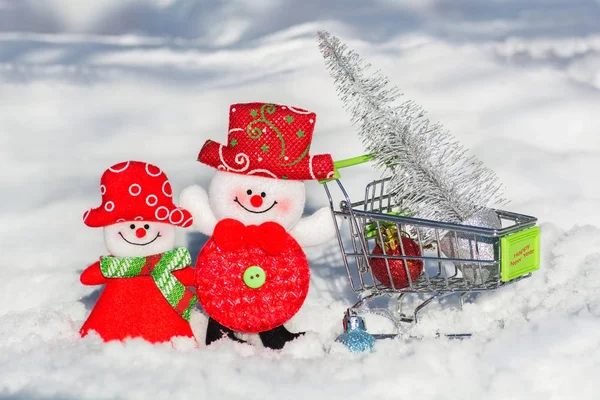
[
  {"x1": 289, "y1": 206, "x2": 340, "y2": 248},
  {"x1": 179, "y1": 184, "x2": 218, "y2": 237},
  {"x1": 289, "y1": 154, "x2": 373, "y2": 247}
]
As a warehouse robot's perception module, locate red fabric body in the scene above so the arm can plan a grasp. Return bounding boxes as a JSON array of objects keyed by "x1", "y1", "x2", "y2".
[
  {"x1": 197, "y1": 102, "x2": 335, "y2": 180},
  {"x1": 83, "y1": 160, "x2": 193, "y2": 228},
  {"x1": 195, "y1": 219, "x2": 310, "y2": 333},
  {"x1": 80, "y1": 261, "x2": 195, "y2": 343}
]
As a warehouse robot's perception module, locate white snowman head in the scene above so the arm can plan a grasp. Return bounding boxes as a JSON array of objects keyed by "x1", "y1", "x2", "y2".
[
  {"x1": 103, "y1": 221, "x2": 177, "y2": 257},
  {"x1": 83, "y1": 161, "x2": 194, "y2": 257},
  {"x1": 195, "y1": 103, "x2": 337, "y2": 230},
  {"x1": 208, "y1": 170, "x2": 306, "y2": 231}
]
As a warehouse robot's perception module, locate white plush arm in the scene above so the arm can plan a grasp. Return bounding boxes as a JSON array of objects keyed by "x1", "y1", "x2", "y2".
[
  {"x1": 289, "y1": 206, "x2": 340, "y2": 248},
  {"x1": 179, "y1": 184, "x2": 218, "y2": 237}
]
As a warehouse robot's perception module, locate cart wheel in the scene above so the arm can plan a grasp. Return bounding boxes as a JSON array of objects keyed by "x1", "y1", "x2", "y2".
[{"x1": 335, "y1": 313, "x2": 375, "y2": 353}]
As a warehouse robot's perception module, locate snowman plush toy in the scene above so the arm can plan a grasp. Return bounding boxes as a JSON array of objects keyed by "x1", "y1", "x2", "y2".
[
  {"x1": 80, "y1": 161, "x2": 197, "y2": 344},
  {"x1": 181, "y1": 102, "x2": 338, "y2": 350}
]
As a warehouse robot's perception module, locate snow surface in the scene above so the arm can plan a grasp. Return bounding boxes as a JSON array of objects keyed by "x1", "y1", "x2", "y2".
[{"x1": 2, "y1": 0, "x2": 600, "y2": 399}]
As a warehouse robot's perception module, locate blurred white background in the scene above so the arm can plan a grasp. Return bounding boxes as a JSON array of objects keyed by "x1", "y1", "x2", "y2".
[{"x1": 2, "y1": 1, "x2": 600, "y2": 399}]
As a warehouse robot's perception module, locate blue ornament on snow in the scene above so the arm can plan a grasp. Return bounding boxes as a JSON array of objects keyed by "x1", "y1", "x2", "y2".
[{"x1": 335, "y1": 314, "x2": 375, "y2": 353}]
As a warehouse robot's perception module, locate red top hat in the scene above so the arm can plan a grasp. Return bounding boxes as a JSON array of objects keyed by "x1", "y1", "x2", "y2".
[
  {"x1": 83, "y1": 161, "x2": 193, "y2": 228},
  {"x1": 197, "y1": 102, "x2": 335, "y2": 180}
]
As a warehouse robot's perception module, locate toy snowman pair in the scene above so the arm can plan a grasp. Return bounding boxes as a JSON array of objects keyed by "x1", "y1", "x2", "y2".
[{"x1": 80, "y1": 102, "x2": 338, "y2": 350}]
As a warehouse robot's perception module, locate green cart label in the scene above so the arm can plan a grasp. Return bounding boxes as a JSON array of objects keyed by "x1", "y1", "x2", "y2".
[{"x1": 500, "y1": 226, "x2": 540, "y2": 282}]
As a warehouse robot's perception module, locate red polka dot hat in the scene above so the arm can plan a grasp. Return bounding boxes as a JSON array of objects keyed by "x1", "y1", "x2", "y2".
[
  {"x1": 83, "y1": 161, "x2": 193, "y2": 228},
  {"x1": 197, "y1": 102, "x2": 335, "y2": 180}
]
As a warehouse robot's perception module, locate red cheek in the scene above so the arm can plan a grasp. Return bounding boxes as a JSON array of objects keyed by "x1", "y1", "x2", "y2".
[
  {"x1": 232, "y1": 189, "x2": 246, "y2": 201},
  {"x1": 277, "y1": 198, "x2": 291, "y2": 213}
]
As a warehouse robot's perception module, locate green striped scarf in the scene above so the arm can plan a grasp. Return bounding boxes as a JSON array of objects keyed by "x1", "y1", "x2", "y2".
[{"x1": 100, "y1": 247, "x2": 197, "y2": 321}]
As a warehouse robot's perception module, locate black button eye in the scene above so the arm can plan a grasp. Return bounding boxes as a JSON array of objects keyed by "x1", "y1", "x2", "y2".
[
  {"x1": 144, "y1": 224, "x2": 150, "y2": 230},
  {"x1": 129, "y1": 224, "x2": 135, "y2": 229},
  {"x1": 260, "y1": 192, "x2": 266, "y2": 198},
  {"x1": 246, "y1": 189, "x2": 252, "y2": 195}
]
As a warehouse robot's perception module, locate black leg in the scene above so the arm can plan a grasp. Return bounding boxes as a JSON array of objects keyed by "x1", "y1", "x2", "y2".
[
  {"x1": 259, "y1": 325, "x2": 305, "y2": 350},
  {"x1": 205, "y1": 317, "x2": 246, "y2": 345}
]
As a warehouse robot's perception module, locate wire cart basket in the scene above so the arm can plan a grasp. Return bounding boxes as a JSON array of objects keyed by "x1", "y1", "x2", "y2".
[{"x1": 322, "y1": 157, "x2": 541, "y2": 352}]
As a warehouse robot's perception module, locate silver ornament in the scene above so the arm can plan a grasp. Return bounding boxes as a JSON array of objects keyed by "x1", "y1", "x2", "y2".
[{"x1": 440, "y1": 208, "x2": 502, "y2": 285}]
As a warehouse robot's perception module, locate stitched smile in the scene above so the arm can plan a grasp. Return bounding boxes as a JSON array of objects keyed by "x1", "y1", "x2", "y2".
[
  {"x1": 118, "y1": 232, "x2": 161, "y2": 246},
  {"x1": 234, "y1": 197, "x2": 278, "y2": 214}
]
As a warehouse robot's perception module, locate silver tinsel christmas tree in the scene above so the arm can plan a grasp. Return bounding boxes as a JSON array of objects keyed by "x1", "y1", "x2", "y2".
[{"x1": 317, "y1": 30, "x2": 506, "y2": 227}]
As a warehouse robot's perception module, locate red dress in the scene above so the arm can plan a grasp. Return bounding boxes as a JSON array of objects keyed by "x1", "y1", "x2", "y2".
[
  {"x1": 80, "y1": 262, "x2": 195, "y2": 343},
  {"x1": 195, "y1": 219, "x2": 310, "y2": 333}
]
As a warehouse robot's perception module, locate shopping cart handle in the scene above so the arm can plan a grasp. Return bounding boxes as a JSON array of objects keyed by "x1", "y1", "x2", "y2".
[{"x1": 318, "y1": 154, "x2": 373, "y2": 184}]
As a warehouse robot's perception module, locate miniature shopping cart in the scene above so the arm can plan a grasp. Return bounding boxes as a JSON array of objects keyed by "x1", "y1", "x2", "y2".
[{"x1": 321, "y1": 156, "x2": 541, "y2": 352}]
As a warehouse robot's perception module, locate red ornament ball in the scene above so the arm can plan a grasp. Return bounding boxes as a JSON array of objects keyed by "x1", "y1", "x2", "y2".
[{"x1": 369, "y1": 236, "x2": 424, "y2": 289}]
